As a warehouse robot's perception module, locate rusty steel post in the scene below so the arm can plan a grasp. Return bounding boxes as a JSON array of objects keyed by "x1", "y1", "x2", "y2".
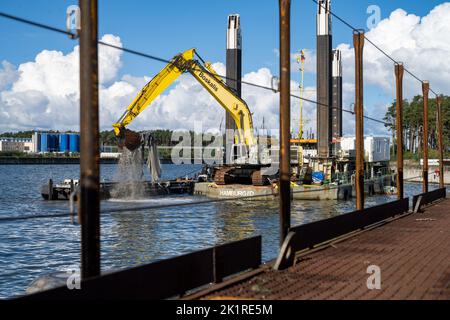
[
  {"x1": 437, "y1": 95, "x2": 445, "y2": 188},
  {"x1": 395, "y1": 63, "x2": 404, "y2": 199},
  {"x1": 278, "y1": 0, "x2": 291, "y2": 246},
  {"x1": 79, "y1": 0, "x2": 100, "y2": 279},
  {"x1": 422, "y1": 81, "x2": 430, "y2": 193},
  {"x1": 353, "y1": 30, "x2": 365, "y2": 211}
]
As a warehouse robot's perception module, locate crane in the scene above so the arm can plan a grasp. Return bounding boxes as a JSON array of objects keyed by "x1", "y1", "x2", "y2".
[
  {"x1": 297, "y1": 49, "x2": 306, "y2": 140},
  {"x1": 112, "y1": 48, "x2": 272, "y2": 186}
]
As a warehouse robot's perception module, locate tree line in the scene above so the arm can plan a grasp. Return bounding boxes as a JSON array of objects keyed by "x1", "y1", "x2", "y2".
[
  {"x1": 383, "y1": 94, "x2": 450, "y2": 159},
  {"x1": 0, "y1": 129, "x2": 176, "y2": 146},
  {"x1": 1, "y1": 129, "x2": 219, "y2": 147},
  {"x1": 99, "y1": 129, "x2": 212, "y2": 147}
]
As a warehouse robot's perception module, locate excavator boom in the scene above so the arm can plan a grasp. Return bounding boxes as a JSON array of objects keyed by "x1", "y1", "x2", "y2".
[
  {"x1": 113, "y1": 48, "x2": 256, "y2": 150},
  {"x1": 113, "y1": 49, "x2": 195, "y2": 138}
]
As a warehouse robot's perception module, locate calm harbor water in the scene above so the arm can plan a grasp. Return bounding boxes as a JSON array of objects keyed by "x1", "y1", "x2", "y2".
[{"x1": 0, "y1": 164, "x2": 433, "y2": 298}]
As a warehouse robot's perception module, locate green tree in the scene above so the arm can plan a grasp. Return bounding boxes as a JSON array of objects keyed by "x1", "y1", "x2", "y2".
[{"x1": 384, "y1": 95, "x2": 450, "y2": 160}]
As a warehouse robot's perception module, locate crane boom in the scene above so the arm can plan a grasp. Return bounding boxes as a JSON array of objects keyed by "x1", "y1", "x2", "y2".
[{"x1": 113, "y1": 48, "x2": 256, "y2": 146}]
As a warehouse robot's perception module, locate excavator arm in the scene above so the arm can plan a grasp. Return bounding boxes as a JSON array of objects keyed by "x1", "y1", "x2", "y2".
[
  {"x1": 113, "y1": 48, "x2": 256, "y2": 149},
  {"x1": 112, "y1": 49, "x2": 195, "y2": 137},
  {"x1": 188, "y1": 60, "x2": 255, "y2": 146}
]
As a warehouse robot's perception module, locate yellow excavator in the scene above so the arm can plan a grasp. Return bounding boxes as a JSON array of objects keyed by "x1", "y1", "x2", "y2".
[{"x1": 112, "y1": 48, "x2": 272, "y2": 186}]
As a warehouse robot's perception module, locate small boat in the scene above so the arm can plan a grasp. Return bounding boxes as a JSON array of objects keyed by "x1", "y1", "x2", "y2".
[{"x1": 384, "y1": 186, "x2": 397, "y2": 195}]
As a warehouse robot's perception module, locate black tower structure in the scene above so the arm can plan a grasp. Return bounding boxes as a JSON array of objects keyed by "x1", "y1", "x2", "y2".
[
  {"x1": 316, "y1": 0, "x2": 332, "y2": 158},
  {"x1": 331, "y1": 49, "x2": 343, "y2": 153},
  {"x1": 225, "y1": 14, "x2": 242, "y2": 160}
]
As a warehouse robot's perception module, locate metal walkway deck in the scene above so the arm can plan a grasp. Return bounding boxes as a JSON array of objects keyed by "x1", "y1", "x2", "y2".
[{"x1": 192, "y1": 199, "x2": 450, "y2": 300}]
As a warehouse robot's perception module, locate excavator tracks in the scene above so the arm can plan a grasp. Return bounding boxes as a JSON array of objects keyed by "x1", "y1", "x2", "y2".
[
  {"x1": 214, "y1": 167, "x2": 272, "y2": 186},
  {"x1": 214, "y1": 167, "x2": 235, "y2": 185},
  {"x1": 251, "y1": 170, "x2": 269, "y2": 186}
]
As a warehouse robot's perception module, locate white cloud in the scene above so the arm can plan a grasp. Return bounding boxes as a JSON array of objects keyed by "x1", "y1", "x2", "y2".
[
  {"x1": 0, "y1": 34, "x2": 123, "y2": 131},
  {"x1": 0, "y1": 41, "x2": 311, "y2": 135},
  {"x1": 314, "y1": 4, "x2": 450, "y2": 138},
  {"x1": 291, "y1": 49, "x2": 316, "y2": 74},
  {"x1": 298, "y1": 3, "x2": 450, "y2": 137},
  {"x1": 339, "y1": 3, "x2": 450, "y2": 98},
  {"x1": 125, "y1": 65, "x2": 312, "y2": 135},
  {"x1": 98, "y1": 34, "x2": 123, "y2": 84},
  {"x1": 0, "y1": 61, "x2": 19, "y2": 91},
  {"x1": 1, "y1": 3, "x2": 449, "y2": 137}
]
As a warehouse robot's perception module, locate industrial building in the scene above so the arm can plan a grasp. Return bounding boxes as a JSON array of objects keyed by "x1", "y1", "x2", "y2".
[
  {"x1": 0, "y1": 132, "x2": 80, "y2": 154},
  {"x1": 0, "y1": 137, "x2": 34, "y2": 153},
  {"x1": 339, "y1": 136, "x2": 391, "y2": 163},
  {"x1": 32, "y1": 132, "x2": 80, "y2": 153}
]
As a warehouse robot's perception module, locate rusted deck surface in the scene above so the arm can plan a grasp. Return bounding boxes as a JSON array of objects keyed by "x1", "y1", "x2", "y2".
[{"x1": 198, "y1": 199, "x2": 450, "y2": 300}]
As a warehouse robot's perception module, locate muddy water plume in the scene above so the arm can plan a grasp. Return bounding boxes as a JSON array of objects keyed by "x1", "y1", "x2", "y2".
[{"x1": 110, "y1": 148, "x2": 146, "y2": 199}]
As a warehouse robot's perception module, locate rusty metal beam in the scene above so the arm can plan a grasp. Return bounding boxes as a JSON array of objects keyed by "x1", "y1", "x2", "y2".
[
  {"x1": 79, "y1": 0, "x2": 100, "y2": 279},
  {"x1": 395, "y1": 63, "x2": 404, "y2": 199},
  {"x1": 353, "y1": 30, "x2": 365, "y2": 211},
  {"x1": 437, "y1": 95, "x2": 445, "y2": 188},
  {"x1": 422, "y1": 81, "x2": 430, "y2": 193},
  {"x1": 278, "y1": 0, "x2": 291, "y2": 246}
]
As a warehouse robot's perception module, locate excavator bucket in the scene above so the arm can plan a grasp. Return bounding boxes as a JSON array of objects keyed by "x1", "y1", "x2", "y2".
[{"x1": 116, "y1": 129, "x2": 142, "y2": 151}]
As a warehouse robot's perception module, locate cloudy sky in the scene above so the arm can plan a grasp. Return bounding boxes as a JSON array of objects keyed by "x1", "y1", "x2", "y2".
[{"x1": 0, "y1": 0, "x2": 449, "y2": 137}]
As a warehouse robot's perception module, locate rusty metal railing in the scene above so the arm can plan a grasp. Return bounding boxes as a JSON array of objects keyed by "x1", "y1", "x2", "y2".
[
  {"x1": 274, "y1": 198, "x2": 410, "y2": 270},
  {"x1": 412, "y1": 188, "x2": 447, "y2": 211},
  {"x1": 19, "y1": 236, "x2": 262, "y2": 300},
  {"x1": 0, "y1": 0, "x2": 447, "y2": 300}
]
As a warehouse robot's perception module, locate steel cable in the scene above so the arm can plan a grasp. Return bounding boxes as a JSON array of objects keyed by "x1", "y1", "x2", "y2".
[
  {"x1": 0, "y1": 11, "x2": 442, "y2": 224},
  {"x1": 311, "y1": 0, "x2": 439, "y2": 96},
  {"x1": 0, "y1": 171, "x2": 439, "y2": 223},
  {"x1": 0, "y1": 182, "x2": 365, "y2": 222},
  {"x1": 0, "y1": 11, "x2": 393, "y2": 126}
]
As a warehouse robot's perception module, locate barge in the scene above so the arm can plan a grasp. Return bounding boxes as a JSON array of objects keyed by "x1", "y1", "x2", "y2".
[{"x1": 41, "y1": 178, "x2": 195, "y2": 200}]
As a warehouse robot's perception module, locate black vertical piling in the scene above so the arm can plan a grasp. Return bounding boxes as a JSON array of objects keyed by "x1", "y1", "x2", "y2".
[
  {"x1": 316, "y1": 0, "x2": 333, "y2": 157},
  {"x1": 225, "y1": 14, "x2": 242, "y2": 162}
]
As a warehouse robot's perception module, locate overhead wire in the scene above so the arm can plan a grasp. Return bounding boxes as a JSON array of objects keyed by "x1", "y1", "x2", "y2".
[
  {"x1": 0, "y1": 10, "x2": 440, "y2": 224},
  {"x1": 0, "y1": 169, "x2": 438, "y2": 224},
  {"x1": 0, "y1": 10, "x2": 392, "y2": 126},
  {"x1": 0, "y1": 183, "x2": 357, "y2": 222},
  {"x1": 311, "y1": 0, "x2": 439, "y2": 96}
]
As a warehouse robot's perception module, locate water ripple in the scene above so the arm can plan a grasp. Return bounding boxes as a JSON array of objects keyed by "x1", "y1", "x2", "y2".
[{"x1": 0, "y1": 164, "x2": 434, "y2": 298}]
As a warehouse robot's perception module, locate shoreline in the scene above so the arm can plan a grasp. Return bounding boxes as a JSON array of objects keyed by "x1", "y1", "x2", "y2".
[{"x1": 0, "y1": 157, "x2": 174, "y2": 165}]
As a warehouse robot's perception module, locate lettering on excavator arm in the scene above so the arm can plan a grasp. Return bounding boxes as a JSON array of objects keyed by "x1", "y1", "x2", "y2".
[{"x1": 113, "y1": 48, "x2": 257, "y2": 155}]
